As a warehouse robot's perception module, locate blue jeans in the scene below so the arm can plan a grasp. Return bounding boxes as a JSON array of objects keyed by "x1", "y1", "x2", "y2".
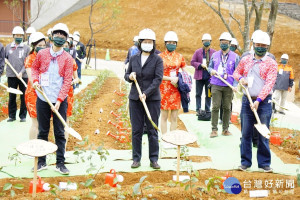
[
  {"x1": 240, "y1": 95, "x2": 272, "y2": 168},
  {"x1": 75, "y1": 59, "x2": 82, "y2": 88}
]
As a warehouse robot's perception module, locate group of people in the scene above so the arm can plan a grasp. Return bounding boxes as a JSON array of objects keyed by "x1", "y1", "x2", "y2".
[
  {"x1": 0, "y1": 23, "x2": 86, "y2": 175},
  {"x1": 0, "y1": 24, "x2": 295, "y2": 174},
  {"x1": 125, "y1": 28, "x2": 295, "y2": 173}
]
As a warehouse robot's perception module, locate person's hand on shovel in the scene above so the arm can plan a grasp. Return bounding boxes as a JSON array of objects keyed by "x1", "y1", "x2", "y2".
[
  {"x1": 17, "y1": 72, "x2": 22, "y2": 80},
  {"x1": 139, "y1": 93, "x2": 146, "y2": 102},
  {"x1": 32, "y1": 82, "x2": 41, "y2": 90},
  {"x1": 129, "y1": 72, "x2": 136, "y2": 81},
  {"x1": 210, "y1": 69, "x2": 217, "y2": 76},
  {"x1": 54, "y1": 101, "x2": 61, "y2": 111},
  {"x1": 251, "y1": 101, "x2": 259, "y2": 111},
  {"x1": 239, "y1": 77, "x2": 248, "y2": 86}
]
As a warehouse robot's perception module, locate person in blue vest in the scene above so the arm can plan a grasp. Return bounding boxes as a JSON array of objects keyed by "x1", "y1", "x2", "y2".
[
  {"x1": 125, "y1": 36, "x2": 140, "y2": 65},
  {"x1": 191, "y1": 33, "x2": 216, "y2": 115},
  {"x1": 208, "y1": 32, "x2": 240, "y2": 138}
]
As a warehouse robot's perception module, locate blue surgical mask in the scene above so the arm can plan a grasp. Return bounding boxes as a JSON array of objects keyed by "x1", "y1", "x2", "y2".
[
  {"x1": 166, "y1": 44, "x2": 176, "y2": 52},
  {"x1": 230, "y1": 46, "x2": 237, "y2": 51},
  {"x1": 15, "y1": 38, "x2": 23, "y2": 44},
  {"x1": 203, "y1": 41, "x2": 210, "y2": 47},
  {"x1": 35, "y1": 47, "x2": 44, "y2": 53},
  {"x1": 63, "y1": 47, "x2": 70, "y2": 52},
  {"x1": 254, "y1": 47, "x2": 267, "y2": 57},
  {"x1": 220, "y1": 43, "x2": 229, "y2": 51},
  {"x1": 52, "y1": 37, "x2": 66, "y2": 47},
  {"x1": 281, "y1": 59, "x2": 287, "y2": 64}
]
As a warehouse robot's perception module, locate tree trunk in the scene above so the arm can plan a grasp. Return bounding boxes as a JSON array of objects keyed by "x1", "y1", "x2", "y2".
[
  {"x1": 254, "y1": 0, "x2": 265, "y2": 31},
  {"x1": 243, "y1": 0, "x2": 250, "y2": 52},
  {"x1": 267, "y1": 0, "x2": 278, "y2": 51}
]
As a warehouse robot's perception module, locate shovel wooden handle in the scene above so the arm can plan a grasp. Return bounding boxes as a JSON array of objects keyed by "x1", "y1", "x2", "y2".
[
  {"x1": 5, "y1": 58, "x2": 27, "y2": 87},
  {"x1": 240, "y1": 84, "x2": 262, "y2": 124},
  {"x1": 133, "y1": 77, "x2": 159, "y2": 131},
  {"x1": 215, "y1": 73, "x2": 242, "y2": 95},
  {"x1": 35, "y1": 87, "x2": 68, "y2": 128}
]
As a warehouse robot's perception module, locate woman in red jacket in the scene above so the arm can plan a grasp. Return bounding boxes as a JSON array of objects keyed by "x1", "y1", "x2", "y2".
[
  {"x1": 32, "y1": 23, "x2": 73, "y2": 175},
  {"x1": 25, "y1": 32, "x2": 46, "y2": 140}
]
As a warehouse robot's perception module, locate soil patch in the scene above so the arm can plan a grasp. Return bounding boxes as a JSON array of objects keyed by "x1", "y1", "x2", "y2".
[{"x1": 0, "y1": 170, "x2": 298, "y2": 199}]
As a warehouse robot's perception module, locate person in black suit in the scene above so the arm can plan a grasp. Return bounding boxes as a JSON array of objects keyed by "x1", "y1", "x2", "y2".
[{"x1": 124, "y1": 28, "x2": 164, "y2": 169}]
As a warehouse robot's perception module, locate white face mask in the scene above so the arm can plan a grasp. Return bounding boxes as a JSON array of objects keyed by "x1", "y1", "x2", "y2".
[{"x1": 141, "y1": 43, "x2": 153, "y2": 52}]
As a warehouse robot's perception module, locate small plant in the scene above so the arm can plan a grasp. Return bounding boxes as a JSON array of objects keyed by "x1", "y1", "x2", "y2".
[
  {"x1": 0, "y1": 182, "x2": 24, "y2": 198},
  {"x1": 80, "y1": 178, "x2": 97, "y2": 199},
  {"x1": 132, "y1": 175, "x2": 150, "y2": 199},
  {"x1": 205, "y1": 176, "x2": 226, "y2": 199},
  {"x1": 49, "y1": 183, "x2": 62, "y2": 198},
  {"x1": 8, "y1": 151, "x2": 21, "y2": 166},
  {"x1": 109, "y1": 177, "x2": 126, "y2": 200},
  {"x1": 180, "y1": 169, "x2": 200, "y2": 200}
]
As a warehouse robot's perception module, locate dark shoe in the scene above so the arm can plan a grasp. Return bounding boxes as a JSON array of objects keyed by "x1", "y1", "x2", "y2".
[
  {"x1": 210, "y1": 130, "x2": 218, "y2": 138},
  {"x1": 7, "y1": 118, "x2": 16, "y2": 122},
  {"x1": 31, "y1": 163, "x2": 47, "y2": 172},
  {"x1": 278, "y1": 111, "x2": 285, "y2": 115},
  {"x1": 150, "y1": 162, "x2": 161, "y2": 169},
  {"x1": 131, "y1": 161, "x2": 141, "y2": 168},
  {"x1": 55, "y1": 164, "x2": 70, "y2": 175},
  {"x1": 261, "y1": 166, "x2": 273, "y2": 173},
  {"x1": 20, "y1": 118, "x2": 26, "y2": 122},
  {"x1": 222, "y1": 130, "x2": 232, "y2": 136},
  {"x1": 238, "y1": 165, "x2": 249, "y2": 171},
  {"x1": 196, "y1": 110, "x2": 200, "y2": 116}
]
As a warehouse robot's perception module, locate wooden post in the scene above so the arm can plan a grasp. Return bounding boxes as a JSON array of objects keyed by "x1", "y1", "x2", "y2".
[
  {"x1": 176, "y1": 145, "x2": 180, "y2": 182},
  {"x1": 32, "y1": 157, "x2": 38, "y2": 198}
]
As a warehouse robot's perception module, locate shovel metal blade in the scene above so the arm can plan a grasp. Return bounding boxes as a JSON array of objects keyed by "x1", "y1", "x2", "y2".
[
  {"x1": 65, "y1": 127, "x2": 82, "y2": 140},
  {"x1": 7, "y1": 87, "x2": 23, "y2": 95},
  {"x1": 254, "y1": 124, "x2": 270, "y2": 139}
]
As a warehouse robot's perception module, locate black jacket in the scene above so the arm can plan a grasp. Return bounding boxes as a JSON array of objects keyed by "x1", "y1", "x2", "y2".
[
  {"x1": 124, "y1": 52, "x2": 163, "y2": 101},
  {"x1": 0, "y1": 42, "x2": 4, "y2": 76},
  {"x1": 76, "y1": 41, "x2": 86, "y2": 59},
  {"x1": 178, "y1": 72, "x2": 191, "y2": 112}
]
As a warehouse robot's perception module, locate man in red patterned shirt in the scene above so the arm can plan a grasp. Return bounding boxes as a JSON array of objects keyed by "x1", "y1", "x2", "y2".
[
  {"x1": 32, "y1": 23, "x2": 73, "y2": 175},
  {"x1": 233, "y1": 31, "x2": 277, "y2": 173}
]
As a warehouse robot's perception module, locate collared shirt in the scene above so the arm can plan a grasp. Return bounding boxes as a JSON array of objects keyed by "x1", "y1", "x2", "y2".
[
  {"x1": 233, "y1": 53, "x2": 277, "y2": 102},
  {"x1": 36, "y1": 47, "x2": 64, "y2": 103},
  {"x1": 5, "y1": 41, "x2": 30, "y2": 78},
  {"x1": 246, "y1": 58, "x2": 270, "y2": 97}
]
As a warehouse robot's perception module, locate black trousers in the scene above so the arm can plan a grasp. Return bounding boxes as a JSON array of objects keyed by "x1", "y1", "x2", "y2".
[
  {"x1": 129, "y1": 99, "x2": 160, "y2": 163},
  {"x1": 195, "y1": 79, "x2": 211, "y2": 112},
  {"x1": 7, "y1": 77, "x2": 28, "y2": 119},
  {"x1": 36, "y1": 97, "x2": 68, "y2": 165}
]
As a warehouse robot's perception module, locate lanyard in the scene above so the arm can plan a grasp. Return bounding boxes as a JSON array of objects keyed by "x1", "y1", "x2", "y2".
[{"x1": 221, "y1": 53, "x2": 229, "y2": 68}]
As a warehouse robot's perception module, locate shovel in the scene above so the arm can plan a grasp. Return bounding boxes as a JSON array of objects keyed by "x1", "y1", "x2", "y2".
[
  {"x1": 240, "y1": 84, "x2": 270, "y2": 139},
  {"x1": 5, "y1": 58, "x2": 27, "y2": 88},
  {"x1": 35, "y1": 87, "x2": 82, "y2": 140},
  {"x1": 0, "y1": 82, "x2": 23, "y2": 95},
  {"x1": 272, "y1": 99, "x2": 288, "y2": 111},
  {"x1": 132, "y1": 76, "x2": 160, "y2": 131},
  {"x1": 214, "y1": 73, "x2": 242, "y2": 95}
]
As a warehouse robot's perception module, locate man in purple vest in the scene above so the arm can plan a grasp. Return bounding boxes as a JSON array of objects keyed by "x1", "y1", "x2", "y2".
[
  {"x1": 191, "y1": 33, "x2": 216, "y2": 115},
  {"x1": 208, "y1": 32, "x2": 240, "y2": 138}
]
